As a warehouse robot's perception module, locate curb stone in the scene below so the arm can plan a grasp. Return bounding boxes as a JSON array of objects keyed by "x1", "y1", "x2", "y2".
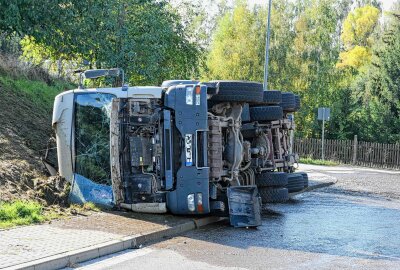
[{"x1": 6, "y1": 216, "x2": 226, "y2": 270}]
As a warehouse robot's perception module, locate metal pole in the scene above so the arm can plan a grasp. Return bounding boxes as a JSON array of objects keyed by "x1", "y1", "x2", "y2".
[
  {"x1": 289, "y1": 115, "x2": 294, "y2": 155},
  {"x1": 263, "y1": 0, "x2": 272, "y2": 91},
  {"x1": 322, "y1": 108, "x2": 325, "y2": 160}
]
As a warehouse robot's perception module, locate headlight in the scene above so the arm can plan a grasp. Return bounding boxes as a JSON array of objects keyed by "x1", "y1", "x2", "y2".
[{"x1": 187, "y1": 194, "x2": 195, "y2": 212}]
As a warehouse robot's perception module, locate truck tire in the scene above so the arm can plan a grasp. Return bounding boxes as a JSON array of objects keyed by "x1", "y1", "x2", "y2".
[
  {"x1": 298, "y1": 172, "x2": 309, "y2": 188},
  {"x1": 280, "y1": 92, "x2": 296, "y2": 112},
  {"x1": 210, "y1": 81, "x2": 263, "y2": 103},
  {"x1": 263, "y1": 90, "x2": 282, "y2": 105},
  {"x1": 256, "y1": 172, "x2": 288, "y2": 187},
  {"x1": 286, "y1": 173, "x2": 304, "y2": 193},
  {"x1": 294, "y1": 94, "x2": 301, "y2": 111},
  {"x1": 259, "y1": 187, "x2": 289, "y2": 203},
  {"x1": 249, "y1": 106, "x2": 283, "y2": 121}
]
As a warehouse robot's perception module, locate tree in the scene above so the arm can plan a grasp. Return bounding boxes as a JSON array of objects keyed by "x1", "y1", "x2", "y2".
[
  {"x1": 1, "y1": 0, "x2": 202, "y2": 85},
  {"x1": 353, "y1": 6, "x2": 400, "y2": 143},
  {"x1": 205, "y1": 1, "x2": 264, "y2": 81},
  {"x1": 337, "y1": 5, "x2": 380, "y2": 70},
  {"x1": 287, "y1": 0, "x2": 350, "y2": 138},
  {"x1": 205, "y1": 0, "x2": 353, "y2": 138}
]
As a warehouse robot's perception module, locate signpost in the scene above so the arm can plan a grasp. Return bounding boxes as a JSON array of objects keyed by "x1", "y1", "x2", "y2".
[{"x1": 318, "y1": 107, "x2": 330, "y2": 160}]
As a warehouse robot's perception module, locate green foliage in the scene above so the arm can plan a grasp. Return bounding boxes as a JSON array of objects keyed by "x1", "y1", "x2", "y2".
[
  {"x1": 206, "y1": 1, "x2": 264, "y2": 81},
  {"x1": 288, "y1": 0, "x2": 346, "y2": 138},
  {"x1": 0, "y1": 201, "x2": 44, "y2": 229},
  {"x1": 1, "y1": 0, "x2": 400, "y2": 144},
  {"x1": 299, "y1": 157, "x2": 339, "y2": 166},
  {"x1": 20, "y1": 36, "x2": 59, "y2": 65},
  {"x1": 348, "y1": 7, "x2": 400, "y2": 142},
  {"x1": 1, "y1": 0, "x2": 202, "y2": 85},
  {"x1": 205, "y1": 0, "x2": 400, "y2": 143}
]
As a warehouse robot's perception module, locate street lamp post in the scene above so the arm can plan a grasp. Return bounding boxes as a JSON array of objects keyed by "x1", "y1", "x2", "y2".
[{"x1": 263, "y1": 0, "x2": 273, "y2": 91}]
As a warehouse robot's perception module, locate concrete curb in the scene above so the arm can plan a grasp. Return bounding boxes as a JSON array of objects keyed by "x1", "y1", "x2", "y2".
[{"x1": 7, "y1": 216, "x2": 226, "y2": 270}]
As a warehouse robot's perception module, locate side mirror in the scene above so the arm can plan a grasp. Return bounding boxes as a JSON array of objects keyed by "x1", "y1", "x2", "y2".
[
  {"x1": 78, "y1": 68, "x2": 125, "y2": 89},
  {"x1": 84, "y1": 69, "x2": 120, "y2": 79}
]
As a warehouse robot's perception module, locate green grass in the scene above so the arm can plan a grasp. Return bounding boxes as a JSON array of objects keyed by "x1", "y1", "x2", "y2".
[
  {"x1": 0, "y1": 201, "x2": 45, "y2": 229},
  {"x1": 299, "y1": 157, "x2": 339, "y2": 166},
  {"x1": 0, "y1": 75, "x2": 74, "y2": 112},
  {"x1": 69, "y1": 202, "x2": 101, "y2": 213},
  {"x1": 82, "y1": 202, "x2": 101, "y2": 212},
  {"x1": 0, "y1": 201, "x2": 102, "y2": 229}
]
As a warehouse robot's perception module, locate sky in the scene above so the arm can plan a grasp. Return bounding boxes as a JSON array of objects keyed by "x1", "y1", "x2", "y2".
[{"x1": 245, "y1": 0, "x2": 397, "y2": 10}]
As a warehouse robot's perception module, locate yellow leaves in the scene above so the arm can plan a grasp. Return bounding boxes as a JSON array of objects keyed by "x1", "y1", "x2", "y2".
[
  {"x1": 337, "y1": 5, "x2": 380, "y2": 70},
  {"x1": 20, "y1": 36, "x2": 53, "y2": 65},
  {"x1": 336, "y1": 45, "x2": 372, "y2": 69},
  {"x1": 341, "y1": 5, "x2": 380, "y2": 48},
  {"x1": 295, "y1": 15, "x2": 307, "y2": 33}
]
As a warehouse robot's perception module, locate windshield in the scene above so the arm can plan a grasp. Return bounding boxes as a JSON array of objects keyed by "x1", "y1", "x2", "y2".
[{"x1": 74, "y1": 93, "x2": 115, "y2": 185}]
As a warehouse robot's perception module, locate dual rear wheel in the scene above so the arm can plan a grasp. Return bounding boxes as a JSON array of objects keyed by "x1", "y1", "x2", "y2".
[{"x1": 256, "y1": 171, "x2": 309, "y2": 203}]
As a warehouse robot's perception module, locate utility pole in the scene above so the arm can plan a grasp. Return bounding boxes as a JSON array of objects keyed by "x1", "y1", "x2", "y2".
[{"x1": 263, "y1": 0, "x2": 272, "y2": 91}]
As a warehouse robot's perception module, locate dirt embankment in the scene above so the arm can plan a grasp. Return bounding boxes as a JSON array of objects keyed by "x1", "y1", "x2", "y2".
[{"x1": 0, "y1": 81, "x2": 68, "y2": 205}]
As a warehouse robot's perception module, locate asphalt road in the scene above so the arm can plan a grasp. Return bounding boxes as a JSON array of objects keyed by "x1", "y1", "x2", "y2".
[
  {"x1": 299, "y1": 163, "x2": 400, "y2": 200},
  {"x1": 69, "y1": 165, "x2": 400, "y2": 270}
]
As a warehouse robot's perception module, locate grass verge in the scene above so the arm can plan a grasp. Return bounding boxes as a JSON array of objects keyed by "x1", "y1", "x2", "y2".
[
  {"x1": 299, "y1": 157, "x2": 339, "y2": 166},
  {"x1": 0, "y1": 200, "x2": 100, "y2": 229},
  {"x1": 0, "y1": 200, "x2": 45, "y2": 229},
  {"x1": 0, "y1": 75, "x2": 73, "y2": 112}
]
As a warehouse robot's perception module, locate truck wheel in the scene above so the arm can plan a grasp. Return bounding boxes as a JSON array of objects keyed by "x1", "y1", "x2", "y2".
[
  {"x1": 298, "y1": 172, "x2": 309, "y2": 188},
  {"x1": 286, "y1": 173, "x2": 304, "y2": 193},
  {"x1": 249, "y1": 106, "x2": 283, "y2": 121},
  {"x1": 210, "y1": 81, "x2": 263, "y2": 103},
  {"x1": 294, "y1": 94, "x2": 301, "y2": 111},
  {"x1": 256, "y1": 172, "x2": 288, "y2": 187},
  {"x1": 263, "y1": 90, "x2": 282, "y2": 105},
  {"x1": 280, "y1": 92, "x2": 296, "y2": 112},
  {"x1": 259, "y1": 187, "x2": 289, "y2": 203}
]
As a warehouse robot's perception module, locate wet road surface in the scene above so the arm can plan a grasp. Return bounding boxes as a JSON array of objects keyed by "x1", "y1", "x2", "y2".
[{"x1": 69, "y1": 166, "x2": 400, "y2": 270}]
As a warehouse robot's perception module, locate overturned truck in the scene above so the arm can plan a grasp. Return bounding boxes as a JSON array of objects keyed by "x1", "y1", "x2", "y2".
[{"x1": 52, "y1": 69, "x2": 307, "y2": 227}]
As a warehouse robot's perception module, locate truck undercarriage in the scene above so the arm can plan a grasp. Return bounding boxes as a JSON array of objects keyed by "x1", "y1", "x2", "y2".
[{"x1": 52, "y1": 70, "x2": 307, "y2": 228}]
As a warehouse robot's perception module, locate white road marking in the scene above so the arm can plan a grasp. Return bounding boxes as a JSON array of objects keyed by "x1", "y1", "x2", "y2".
[{"x1": 72, "y1": 248, "x2": 154, "y2": 270}]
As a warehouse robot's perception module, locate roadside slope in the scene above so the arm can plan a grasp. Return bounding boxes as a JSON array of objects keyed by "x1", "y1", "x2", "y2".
[{"x1": 0, "y1": 73, "x2": 72, "y2": 202}]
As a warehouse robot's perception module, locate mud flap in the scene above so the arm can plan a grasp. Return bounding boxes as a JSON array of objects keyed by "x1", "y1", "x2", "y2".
[
  {"x1": 227, "y1": 186, "x2": 262, "y2": 228},
  {"x1": 69, "y1": 173, "x2": 114, "y2": 208}
]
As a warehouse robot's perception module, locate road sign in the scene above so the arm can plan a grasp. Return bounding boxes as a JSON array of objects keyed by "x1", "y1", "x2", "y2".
[{"x1": 318, "y1": 107, "x2": 330, "y2": 121}]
